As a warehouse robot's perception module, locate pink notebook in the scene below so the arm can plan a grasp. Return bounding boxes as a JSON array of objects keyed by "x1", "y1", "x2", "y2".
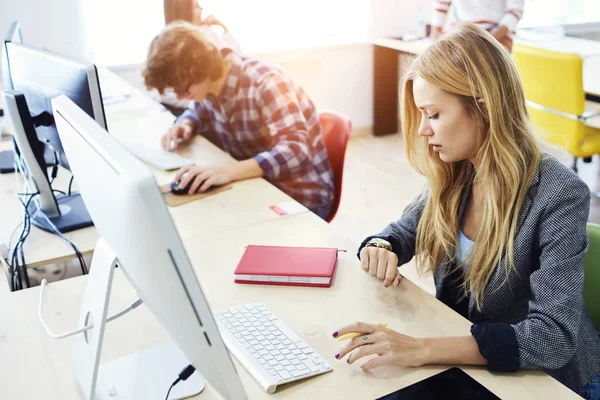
[{"x1": 234, "y1": 245, "x2": 339, "y2": 287}]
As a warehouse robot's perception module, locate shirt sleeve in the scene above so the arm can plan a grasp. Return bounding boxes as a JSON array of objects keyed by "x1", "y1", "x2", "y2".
[
  {"x1": 471, "y1": 323, "x2": 519, "y2": 372},
  {"x1": 431, "y1": 1, "x2": 452, "y2": 28},
  {"x1": 357, "y1": 192, "x2": 429, "y2": 266},
  {"x1": 509, "y1": 177, "x2": 590, "y2": 370},
  {"x1": 499, "y1": 0, "x2": 524, "y2": 32},
  {"x1": 175, "y1": 100, "x2": 208, "y2": 134},
  {"x1": 252, "y1": 73, "x2": 315, "y2": 180},
  {"x1": 175, "y1": 101, "x2": 208, "y2": 134}
]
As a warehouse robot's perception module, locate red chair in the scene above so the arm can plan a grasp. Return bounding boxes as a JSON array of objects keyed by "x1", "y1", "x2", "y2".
[{"x1": 319, "y1": 111, "x2": 351, "y2": 223}]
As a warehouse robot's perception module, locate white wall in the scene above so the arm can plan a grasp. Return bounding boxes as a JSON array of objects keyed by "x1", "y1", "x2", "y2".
[
  {"x1": 0, "y1": 0, "x2": 429, "y2": 129},
  {"x1": 0, "y1": 0, "x2": 89, "y2": 62}
]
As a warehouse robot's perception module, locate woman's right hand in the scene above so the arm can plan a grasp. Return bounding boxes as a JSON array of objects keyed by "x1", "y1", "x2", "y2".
[{"x1": 359, "y1": 246, "x2": 402, "y2": 287}]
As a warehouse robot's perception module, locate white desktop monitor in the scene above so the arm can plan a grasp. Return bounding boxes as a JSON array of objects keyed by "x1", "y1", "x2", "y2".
[{"x1": 51, "y1": 95, "x2": 247, "y2": 400}]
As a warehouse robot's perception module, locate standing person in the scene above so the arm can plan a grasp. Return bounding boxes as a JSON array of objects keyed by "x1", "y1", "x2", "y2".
[
  {"x1": 164, "y1": 0, "x2": 241, "y2": 53},
  {"x1": 430, "y1": 0, "x2": 524, "y2": 51}
]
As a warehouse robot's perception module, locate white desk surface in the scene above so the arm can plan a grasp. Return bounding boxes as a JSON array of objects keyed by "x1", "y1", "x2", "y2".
[
  {"x1": 0, "y1": 213, "x2": 579, "y2": 399},
  {"x1": 373, "y1": 36, "x2": 600, "y2": 96},
  {"x1": 0, "y1": 69, "x2": 302, "y2": 273}
]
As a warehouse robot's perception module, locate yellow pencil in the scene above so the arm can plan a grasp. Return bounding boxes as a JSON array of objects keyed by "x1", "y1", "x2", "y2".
[{"x1": 336, "y1": 323, "x2": 387, "y2": 341}]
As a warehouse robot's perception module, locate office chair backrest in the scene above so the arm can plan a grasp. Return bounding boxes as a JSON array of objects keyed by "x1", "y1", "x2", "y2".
[
  {"x1": 319, "y1": 111, "x2": 351, "y2": 223},
  {"x1": 513, "y1": 44, "x2": 586, "y2": 155},
  {"x1": 584, "y1": 223, "x2": 600, "y2": 331}
]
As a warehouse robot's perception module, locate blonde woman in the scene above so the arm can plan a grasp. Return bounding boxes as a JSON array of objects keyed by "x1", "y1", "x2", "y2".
[{"x1": 333, "y1": 24, "x2": 600, "y2": 398}]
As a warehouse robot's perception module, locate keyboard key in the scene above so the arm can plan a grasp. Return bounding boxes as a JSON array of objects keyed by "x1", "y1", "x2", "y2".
[
  {"x1": 285, "y1": 364, "x2": 296, "y2": 372},
  {"x1": 275, "y1": 355, "x2": 285, "y2": 361},
  {"x1": 272, "y1": 373, "x2": 283, "y2": 383},
  {"x1": 303, "y1": 359, "x2": 320, "y2": 372},
  {"x1": 279, "y1": 370, "x2": 292, "y2": 380},
  {"x1": 291, "y1": 369, "x2": 310, "y2": 378},
  {"x1": 273, "y1": 321, "x2": 304, "y2": 343}
]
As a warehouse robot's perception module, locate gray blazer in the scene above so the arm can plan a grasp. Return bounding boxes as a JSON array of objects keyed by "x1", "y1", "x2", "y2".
[{"x1": 363, "y1": 155, "x2": 600, "y2": 391}]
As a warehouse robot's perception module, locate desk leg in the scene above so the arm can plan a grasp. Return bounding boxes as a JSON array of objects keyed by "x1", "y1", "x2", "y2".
[{"x1": 373, "y1": 45, "x2": 399, "y2": 136}]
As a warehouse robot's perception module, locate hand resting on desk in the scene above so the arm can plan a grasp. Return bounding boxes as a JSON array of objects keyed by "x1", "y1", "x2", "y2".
[
  {"x1": 174, "y1": 158, "x2": 263, "y2": 194},
  {"x1": 359, "y1": 246, "x2": 402, "y2": 287}
]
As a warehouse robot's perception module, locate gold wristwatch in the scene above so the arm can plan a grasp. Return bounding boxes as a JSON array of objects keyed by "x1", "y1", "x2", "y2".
[{"x1": 366, "y1": 238, "x2": 392, "y2": 251}]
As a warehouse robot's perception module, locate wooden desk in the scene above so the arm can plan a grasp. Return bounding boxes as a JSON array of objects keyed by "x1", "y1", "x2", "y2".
[
  {"x1": 0, "y1": 69, "x2": 305, "y2": 285},
  {"x1": 0, "y1": 213, "x2": 580, "y2": 399},
  {"x1": 373, "y1": 36, "x2": 600, "y2": 135}
]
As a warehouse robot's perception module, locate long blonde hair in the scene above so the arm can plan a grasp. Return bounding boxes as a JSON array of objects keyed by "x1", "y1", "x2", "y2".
[{"x1": 401, "y1": 24, "x2": 540, "y2": 308}]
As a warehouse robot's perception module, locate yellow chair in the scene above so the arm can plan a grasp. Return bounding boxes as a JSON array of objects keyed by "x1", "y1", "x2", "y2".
[{"x1": 513, "y1": 44, "x2": 600, "y2": 171}]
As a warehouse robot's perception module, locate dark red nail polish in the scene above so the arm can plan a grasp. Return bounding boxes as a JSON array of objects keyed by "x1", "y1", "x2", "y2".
[
  {"x1": 346, "y1": 358, "x2": 350, "y2": 364},
  {"x1": 334, "y1": 353, "x2": 339, "y2": 359},
  {"x1": 332, "y1": 331, "x2": 338, "y2": 338}
]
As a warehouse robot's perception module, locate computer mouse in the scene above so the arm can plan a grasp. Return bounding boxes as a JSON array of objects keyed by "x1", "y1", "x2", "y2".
[
  {"x1": 170, "y1": 173, "x2": 192, "y2": 195},
  {"x1": 170, "y1": 180, "x2": 190, "y2": 195}
]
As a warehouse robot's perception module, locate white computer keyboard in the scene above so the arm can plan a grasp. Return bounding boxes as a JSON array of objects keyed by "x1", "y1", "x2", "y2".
[
  {"x1": 121, "y1": 142, "x2": 195, "y2": 171},
  {"x1": 214, "y1": 302, "x2": 332, "y2": 394}
]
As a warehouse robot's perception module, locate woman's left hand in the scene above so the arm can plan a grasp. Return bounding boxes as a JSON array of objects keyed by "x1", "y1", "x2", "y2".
[{"x1": 333, "y1": 322, "x2": 429, "y2": 370}]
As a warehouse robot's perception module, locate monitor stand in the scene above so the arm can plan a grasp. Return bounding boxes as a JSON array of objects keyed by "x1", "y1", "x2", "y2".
[
  {"x1": 72, "y1": 238, "x2": 205, "y2": 400},
  {"x1": 28, "y1": 192, "x2": 94, "y2": 233}
]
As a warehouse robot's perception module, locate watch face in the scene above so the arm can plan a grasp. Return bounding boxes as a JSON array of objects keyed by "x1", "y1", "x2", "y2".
[{"x1": 369, "y1": 238, "x2": 391, "y2": 250}]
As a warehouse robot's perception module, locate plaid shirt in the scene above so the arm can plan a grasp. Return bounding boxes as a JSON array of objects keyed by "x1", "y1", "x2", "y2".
[{"x1": 177, "y1": 50, "x2": 334, "y2": 212}]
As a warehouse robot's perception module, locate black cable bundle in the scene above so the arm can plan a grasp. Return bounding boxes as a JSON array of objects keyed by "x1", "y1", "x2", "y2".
[{"x1": 8, "y1": 191, "x2": 38, "y2": 291}]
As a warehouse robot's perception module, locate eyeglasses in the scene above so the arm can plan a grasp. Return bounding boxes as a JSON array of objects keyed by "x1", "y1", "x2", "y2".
[{"x1": 165, "y1": 85, "x2": 191, "y2": 98}]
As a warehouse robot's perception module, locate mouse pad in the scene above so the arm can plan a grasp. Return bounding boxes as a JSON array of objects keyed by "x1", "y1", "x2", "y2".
[
  {"x1": 376, "y1": 368, "x2": 500, "y2": 400},
  {"x1": 159, "y1": 183, "x2": 233, "y2": 207}
]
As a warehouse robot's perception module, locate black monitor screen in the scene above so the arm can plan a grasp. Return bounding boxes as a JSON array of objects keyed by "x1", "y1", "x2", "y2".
[{"x1": 377, "y1": 368, "x2": 501, "y2": 400}]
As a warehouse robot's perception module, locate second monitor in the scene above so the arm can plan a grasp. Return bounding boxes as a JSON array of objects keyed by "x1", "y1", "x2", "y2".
[{"x1": 3, "y1": 41, "x2": 107, "y2": 233}]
